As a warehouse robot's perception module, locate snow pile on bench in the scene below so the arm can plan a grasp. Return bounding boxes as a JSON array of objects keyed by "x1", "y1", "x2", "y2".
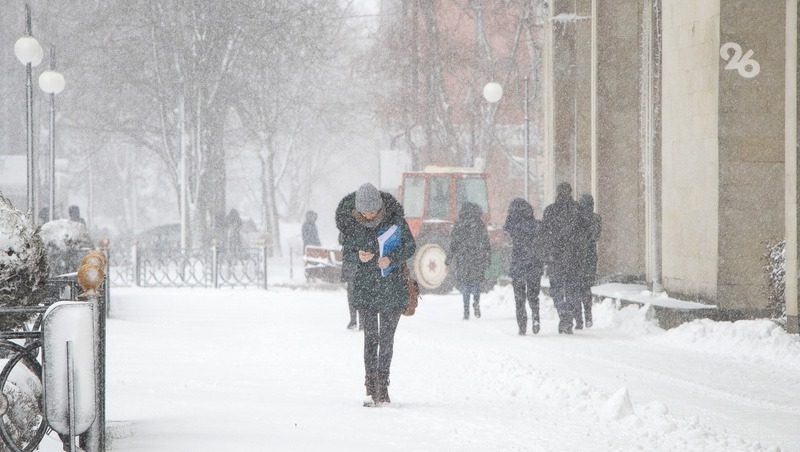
[{"x1": 592, "y1": 283, "x2": 716, "y2": 311}]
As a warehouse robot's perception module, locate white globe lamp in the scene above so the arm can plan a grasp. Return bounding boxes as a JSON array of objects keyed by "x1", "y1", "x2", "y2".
[
  {"x1": 38, "y1": 70, "x2": 65, "y2": 94},
  {"x1": 14, "y1": 36, "x2": 43, "y2": 66},
  {"x1": 482, "y1": 81, "x2": 503, "y2": 103}
]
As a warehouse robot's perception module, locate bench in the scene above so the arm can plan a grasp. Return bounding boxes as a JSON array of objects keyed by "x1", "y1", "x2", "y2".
[
  {"x1": 540, "y1": 278, "x2": 717, "y2": 329},
  {"x1": 591, "y1": 282, "x2": 717, "y2": 328},
  {"x1": 303, "y1": 245, "x2": 343, "y2": 284}
]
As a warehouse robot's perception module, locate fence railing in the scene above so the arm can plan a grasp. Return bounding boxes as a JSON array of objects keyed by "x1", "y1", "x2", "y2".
[
  {"x1": 0, "y1": 275, "x2": 102, "y2": 452},
  {"x1": 109, "y1": 245, "x2": 269, "y2": 289}
]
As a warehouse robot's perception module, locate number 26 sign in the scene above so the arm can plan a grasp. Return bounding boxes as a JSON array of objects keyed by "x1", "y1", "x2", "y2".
[{"x1": 720, "y1": 42, "x2": 761, "y2": 79}]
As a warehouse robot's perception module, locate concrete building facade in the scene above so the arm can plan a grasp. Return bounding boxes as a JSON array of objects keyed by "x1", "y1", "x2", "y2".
[{"x1": 545, "y1": 0, "x2": 798, "y2": 327}]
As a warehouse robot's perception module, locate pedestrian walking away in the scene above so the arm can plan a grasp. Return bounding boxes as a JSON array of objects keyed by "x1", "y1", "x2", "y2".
[
  {"x1": 503, "y1": 198, "x2": 544, "y2": 335},
  {"x1": 335, "y1": 183, "x2": 416, "y2": 405},
  {"x1": 540, "y1": 182, "x2": 588, "y2": 335},
  {"x1": 302, "y1": 210, "x2": 322, "y2": 250},
  {"x1": 575, "y1": 194, "x2": 601, "y2": 329},
  {"x1": 446, "y1": 202, "x2": 491, "y2": 320}
]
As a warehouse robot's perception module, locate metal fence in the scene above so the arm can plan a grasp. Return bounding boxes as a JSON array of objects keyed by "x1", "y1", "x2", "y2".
[
  {"x1": 0, "y1": 276, "x2": 89, "y2": 452},
  {"x1": 109, "y1": 245, "x2": 269, "y2": 289}
]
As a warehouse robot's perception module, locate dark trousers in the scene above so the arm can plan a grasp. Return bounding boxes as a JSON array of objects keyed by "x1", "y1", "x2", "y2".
[
  {"x1": 347, "y1": 282, "x2": 359, "y2": 325},
  {"x1": 551, "y1": 280, "x2": 580, "y2": 332},
  {"x1": 574, "y1": 285, "x2": 593, "y2": 327},
  {"x1": 461, "y1": 283, "x2": 481, "y2": 309},
  {"x1": 512, "y1": 275, "x2": 541, "y2": 332},
  {"x1": 362, "y1": 308, "x2": 402, "y2": 378}
]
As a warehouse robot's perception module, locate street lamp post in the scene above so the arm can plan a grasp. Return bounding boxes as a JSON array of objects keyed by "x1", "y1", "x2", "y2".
[
  {"x1": 39, "y1": 45, "x2": 66, "y2": 222},
  {"x1": 483, "y1": 80, "x2": 530, "y2": 202},
  {"x1": 14, "y1": 4, "x2": 43, "y2": 220}
]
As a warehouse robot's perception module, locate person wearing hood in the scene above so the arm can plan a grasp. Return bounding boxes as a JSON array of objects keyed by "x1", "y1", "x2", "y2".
[
  {"x1": 447, "y1": 202, "x2": 491, "y2": 320},
  {"x1": 503, "y1": 198, "x2": 544, "y2": 335},
  {"x1": 575, "y1": 194, "x2": 601, "y2": 329},
  {"x1": 540, "y1": 182, "x2": 587, "y2": 334},
  {"x1": 302, "y1": 210, "x2": 321, "y2": 250},
  {"x1": 335, "y1": 183, "x2": 416, "y2": 405}
]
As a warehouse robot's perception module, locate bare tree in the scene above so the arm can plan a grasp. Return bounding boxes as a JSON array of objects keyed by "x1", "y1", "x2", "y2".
[
  {"x1": 232, "y1": 0, "x2": 360, "y2": 255},
  {"x1": 371, "y1": 0, "x2": 544, "y2": 174}
]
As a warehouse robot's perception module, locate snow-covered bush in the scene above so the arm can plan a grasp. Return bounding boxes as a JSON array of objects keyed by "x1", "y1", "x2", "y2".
[
  {"x1": 764, "y1": 239, "x2": 785, "y2": 319},
  {"x1": 0, "y1": 369, "x2": 43, "y2": 450},
  {"x1": 39, "y1": 219, "x2": 93, "y2": 276},
  {"x1": 0, "y1": 194, "x2": 48, "y2": 330}
]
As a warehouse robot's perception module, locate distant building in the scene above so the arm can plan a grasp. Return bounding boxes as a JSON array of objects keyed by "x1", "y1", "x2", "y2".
[{"x1": 543, "y1": 0, "x2": 798, "y2": 328}]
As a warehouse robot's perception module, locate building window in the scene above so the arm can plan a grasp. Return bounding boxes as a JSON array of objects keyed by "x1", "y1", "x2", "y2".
[{"x1": 428, "y1": 177, "x2": 450, "y2": 219}]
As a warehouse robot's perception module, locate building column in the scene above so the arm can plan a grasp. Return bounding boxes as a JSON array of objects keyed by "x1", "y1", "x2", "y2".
[
  {"x1": 545, "y1": 0, "x2": 592, "y2": 199},
  {"x1": 717, "y1": 1, "x2": 785, "y2": 312},
  {"x1": 786, "y1": 0, "x2": 799, "y2": 333},
  {"x1": 593, "y1": 0, "x2": 645, "y2": 279}
]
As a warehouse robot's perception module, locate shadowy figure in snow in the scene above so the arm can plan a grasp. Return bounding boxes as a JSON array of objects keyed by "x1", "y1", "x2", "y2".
[
  {"x1": 575, "y1": 194, "x2": 601, "y2": 329},
  {"x1": 447, "y1": 202, "x2": 491, "y2": 320},
  {"x1": 540, "y1": 182, "x2": 588, "y2": 335},
  {"x1": 504, "y1": 198, "x2": 544, "y2": 335},
  {"x1": 68, "y1": 205, "x2": 86, "y2": 225},
  {"x1": 302, "y1": 210, "x2": 321, "y2": 250}
]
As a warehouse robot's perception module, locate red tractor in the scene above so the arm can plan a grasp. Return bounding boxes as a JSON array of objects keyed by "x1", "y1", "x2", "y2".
[
  {"x1": 302, "y1": 166, "x2": 509, "y2": 290},
  {"x1": 398, "y1": 167, "x2": 509, "y2": 293}
]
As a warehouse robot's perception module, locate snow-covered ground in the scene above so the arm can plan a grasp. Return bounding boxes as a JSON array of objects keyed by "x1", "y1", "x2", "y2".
[{"x1": 58, "y1": 280, "x2": 796, "y2": 452}]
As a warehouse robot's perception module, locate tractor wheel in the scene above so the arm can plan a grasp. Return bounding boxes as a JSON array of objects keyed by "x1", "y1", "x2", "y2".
[{"x1": 412, "y1": 242, "x2": 454, "y2": 294}]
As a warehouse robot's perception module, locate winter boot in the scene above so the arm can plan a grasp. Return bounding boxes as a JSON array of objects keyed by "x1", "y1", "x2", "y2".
[
  {"x1": 532, "y1": 319, "x2": 540, "y2": 335},
  {"x1": 557, "y1": 319, "x2": 568, "y2": 334},
  {"x1": 463, "y1": 306, "x2": 470, "y2": 320},
  {"x1": 574, "y1": 305, "x2": 584, "y2": 330},
  {"x1": 374, "y1": 373, "x2": 391, "y2": 404},
  {"x1": 473, "y1": 301, "x2": 481, "y2": 318},
  {"x1": 365, "y1": 373, "x2": 376, "y2": 397}
]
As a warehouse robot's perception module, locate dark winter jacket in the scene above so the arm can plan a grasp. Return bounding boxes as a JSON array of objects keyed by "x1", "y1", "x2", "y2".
[
  {"x1": 302, "y1": 210, "x2": 321, "y2": 249},
  {"x1": 336, "y1": 191, "x2": 404, "y2": 281},
  {"x1": 503, "y1": 198, "x2": 544, "y2": 280},
  {"x1": 577, "y1": 194, "x2": 601, "y2": 288},
  {"x1": 335, "y1": 191, "x2": 416, "y2": 312},
  {"x1": 540, "y1": 192, "x2": 587, "y2": 286},
  {"x1": 446, "y1": 202, "x2": 491, "y2": 288}
]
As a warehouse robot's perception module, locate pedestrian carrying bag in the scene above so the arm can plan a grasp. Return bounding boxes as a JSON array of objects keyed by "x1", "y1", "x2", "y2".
[{"x1": 403, "y1": 265, "x2": 420, "y2": 316}]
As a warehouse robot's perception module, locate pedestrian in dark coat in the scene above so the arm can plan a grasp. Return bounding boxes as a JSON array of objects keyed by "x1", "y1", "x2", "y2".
[
  {"x1": 446, "y1": 202, "x2": 491, "y2": 320},
  {"x1": 503, "y1": 198, "x2": 545, "y2": 335},
  {"x1": 335, "y1": 183, "x2": 416, "y2": 405},
  {"x1": 540, "y1": 182, "x2": 587, "y2": 334},
  {"x1": 336, "y1": 189, "x2": 406, "y2": 330},
  {"x1": 302, "y1": 210, "x2": 321, "y2": 250},
  {"x1": 575, "y1": 194, "x2": 601, "y2": 329}
]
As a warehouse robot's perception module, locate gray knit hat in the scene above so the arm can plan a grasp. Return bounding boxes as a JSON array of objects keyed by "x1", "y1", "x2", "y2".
[{"x1": 355, "y1": 183, "x2": 383, "y2": 213}]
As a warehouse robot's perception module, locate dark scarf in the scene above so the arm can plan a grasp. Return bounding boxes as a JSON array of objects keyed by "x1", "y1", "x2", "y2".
[{"x1": 353, "y1": 208, "x2": 385, "y2": 228}]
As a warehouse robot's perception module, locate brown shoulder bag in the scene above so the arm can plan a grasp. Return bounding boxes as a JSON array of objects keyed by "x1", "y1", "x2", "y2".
[{"x1": 403, "y1": 265, "x2": 420, "y2": 316}]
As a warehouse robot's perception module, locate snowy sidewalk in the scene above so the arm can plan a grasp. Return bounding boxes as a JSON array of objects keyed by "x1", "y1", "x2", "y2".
[{"x1": 98, "y1": 287, "x2": 799, "y2": 451}]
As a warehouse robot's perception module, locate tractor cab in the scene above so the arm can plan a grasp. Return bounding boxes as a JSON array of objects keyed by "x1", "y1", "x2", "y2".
[{"x1": 399, "y1": 167, "x2": 501, "y2": 293}]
